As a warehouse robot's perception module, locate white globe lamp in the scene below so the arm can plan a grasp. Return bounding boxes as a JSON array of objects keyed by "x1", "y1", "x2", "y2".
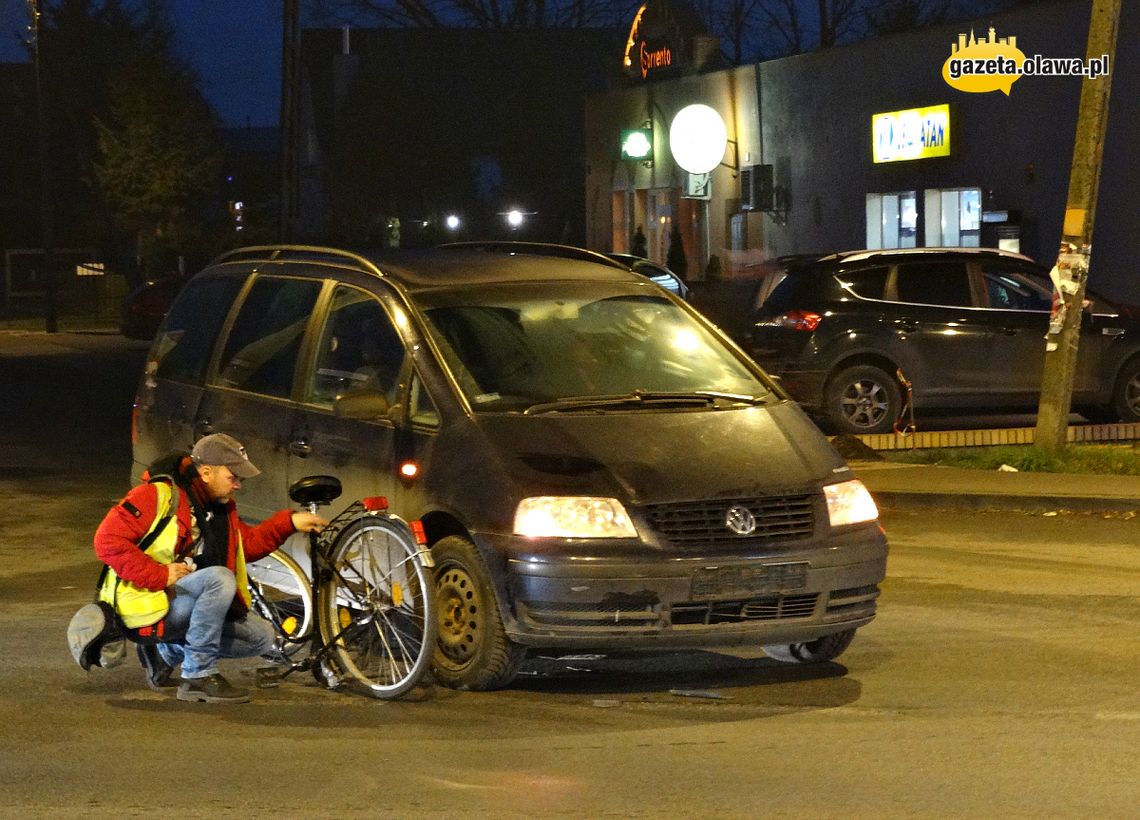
[{"x1": 669, "y1": 104, "x2": 728, "y2": 175}]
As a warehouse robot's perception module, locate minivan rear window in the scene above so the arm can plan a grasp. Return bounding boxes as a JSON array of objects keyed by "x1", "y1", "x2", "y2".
[
  {"x1": 216, "y1": 277, "x2": 321, "y2": 398},
  {"x1": 152, "y1": 276, "x2": 244, "y2": 385}
]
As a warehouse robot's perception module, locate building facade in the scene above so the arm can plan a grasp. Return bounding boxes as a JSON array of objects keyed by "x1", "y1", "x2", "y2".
[{"x1": 586, "y1": 0, "x2": 1140, "y2": 304}]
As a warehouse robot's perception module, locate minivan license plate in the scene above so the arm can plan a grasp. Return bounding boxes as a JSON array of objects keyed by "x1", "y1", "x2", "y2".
[{"x1": 691, "y1": 562, "x2": 809, "y2": 599}]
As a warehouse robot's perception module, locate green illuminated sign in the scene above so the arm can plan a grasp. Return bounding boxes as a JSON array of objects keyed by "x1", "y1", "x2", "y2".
[{"x1": 620, "y1": 128, "x2": 653, "y2": 161}]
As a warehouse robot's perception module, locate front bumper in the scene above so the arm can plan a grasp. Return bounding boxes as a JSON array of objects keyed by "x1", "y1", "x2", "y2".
[{"x1": 482, "y1": 525, "x2": 888, "y2": 650}]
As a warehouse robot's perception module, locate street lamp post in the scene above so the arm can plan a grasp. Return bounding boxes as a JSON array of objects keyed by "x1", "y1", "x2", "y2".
[{"x1": 27, "y1": 0, "x2": 57, "y2": 332}]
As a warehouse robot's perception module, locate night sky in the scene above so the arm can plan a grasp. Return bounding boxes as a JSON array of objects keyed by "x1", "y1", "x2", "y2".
[{"x1": 0, "y1": 0, "x2": 284, "y2": 127}]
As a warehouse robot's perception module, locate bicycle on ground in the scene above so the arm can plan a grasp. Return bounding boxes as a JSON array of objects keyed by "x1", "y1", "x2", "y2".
[{"x1": 245, "y1": 475, "x2": 436, "y2": 699}]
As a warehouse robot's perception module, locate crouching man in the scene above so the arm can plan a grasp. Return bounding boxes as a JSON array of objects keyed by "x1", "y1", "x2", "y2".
[{"x1": 94, "y1": 434, "x2": 325, "y2": 703}]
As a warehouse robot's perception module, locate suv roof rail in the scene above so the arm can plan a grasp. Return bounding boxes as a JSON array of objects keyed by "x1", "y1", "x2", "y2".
[
  {"x1": 820, "y1": 246, "x2": 1035, "y2": 264},
  {"x1": 438, "y1": 241, "x2": 628, "y2": 271},
  {"x1": 210, "y1": 244, "x2": 384, "y2": 275}
]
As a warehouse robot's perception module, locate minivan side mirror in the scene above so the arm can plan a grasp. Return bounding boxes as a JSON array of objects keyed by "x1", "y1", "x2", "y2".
[{"x1": 333, "y1": 392, "x2": 390, "y2": 420}]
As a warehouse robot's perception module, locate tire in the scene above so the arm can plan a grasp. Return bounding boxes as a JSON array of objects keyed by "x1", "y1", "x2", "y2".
[
  {"x1": 763, "y1": 628, "x2": 856, "y2": 664},
  {"x1": 824, "y1": 364, "x2": 901, "y2": 435},
  {"x1": 1112, "y1": 358, "x2": 1140, "y2": 422},
  {"x1": 432, "y1": 535, "x2": 525, "y2": 691},
  {"x1": 319, "y1": 516, "x2": 437, "y2": 699},
  {"x1": 247, "y1": 549, "x2": 313, "y2": 659}
]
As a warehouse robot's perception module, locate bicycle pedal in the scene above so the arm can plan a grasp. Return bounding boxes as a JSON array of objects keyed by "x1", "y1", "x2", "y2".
[{"x1": 253, "y1": 665, "x2": 292, "y2": 688}]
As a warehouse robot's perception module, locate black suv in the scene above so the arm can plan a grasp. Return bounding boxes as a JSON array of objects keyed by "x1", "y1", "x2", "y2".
[
  {"x1": 707, "y1": 247, "x2": 1140, "y2": 434},
  {"x1": 132, "y1": 243, "x2": 887, "y2": 690}
]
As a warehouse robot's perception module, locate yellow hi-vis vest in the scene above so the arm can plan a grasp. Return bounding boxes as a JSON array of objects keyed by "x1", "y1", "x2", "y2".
[
  {"x1": 99, "y1": 481, "x2": 176, "y2": 628},
  {"x1": 97, "y1": 482, "x2": 253, "y2": 628}
]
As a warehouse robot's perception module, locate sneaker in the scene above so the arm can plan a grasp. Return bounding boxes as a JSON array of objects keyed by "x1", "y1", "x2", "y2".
[
  {"x1": 137, "y1": 643, "x2": 178, "y2": 690},
  {"x1": 176, "y1": 673, "x2": 251, "y2": 704}
]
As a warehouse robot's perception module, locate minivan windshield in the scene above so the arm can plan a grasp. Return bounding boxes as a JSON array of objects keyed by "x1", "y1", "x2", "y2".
[{"x1": 419, "y1": 282, "x2": 775, "y2": 412}]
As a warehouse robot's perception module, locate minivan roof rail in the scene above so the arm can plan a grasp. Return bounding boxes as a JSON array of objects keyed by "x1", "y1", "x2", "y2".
[
  {"x1": 210, "y1": 244, "x2": 384, "y2": 275},
  {"x1": 438, "y1": 241, "x2": 628, "y2": 270}
]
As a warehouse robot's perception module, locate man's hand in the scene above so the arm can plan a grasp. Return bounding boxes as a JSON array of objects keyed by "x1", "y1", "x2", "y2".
[
  {"x1": 166, "y1": 560, "x2": 193, "y2": 587},
  {"x1": 291, "y1": 512, "x2": 328, "y2": 534}
]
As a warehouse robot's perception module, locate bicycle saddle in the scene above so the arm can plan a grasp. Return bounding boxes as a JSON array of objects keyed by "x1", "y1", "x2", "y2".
[{"x1": 288, "y1": 475, "x2": 343, "y2": 506}]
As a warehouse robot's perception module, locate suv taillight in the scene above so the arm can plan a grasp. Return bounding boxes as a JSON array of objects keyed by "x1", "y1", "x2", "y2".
[{"x1": 763, "y1": 309, "x2": 822, "y2": 331}]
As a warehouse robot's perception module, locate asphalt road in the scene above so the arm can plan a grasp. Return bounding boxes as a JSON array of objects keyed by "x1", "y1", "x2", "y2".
[{"x1": 2, "y1": 332, "x2": 1138, "y2": 818}]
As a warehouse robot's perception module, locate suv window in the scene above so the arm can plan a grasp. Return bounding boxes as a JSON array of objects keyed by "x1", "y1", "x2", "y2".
[
  {"x1": 894, "y1": 261, "x2": 973, "y2": 307},
  {"x1": 305, "y1": 285, "x2": 406, "y2": 410},
  {"x1": 982, "y1": 265, "x2": 1052, "y2": 311},
  {"x1": 836, "y1": 267, "x2": 888, "y2": 300},
  {"x1": 216, "y1": 276, "x2": 321, "y2": 398},
  {"x1": 153, "y1": 277, "x2": 244, "y2": 384}
]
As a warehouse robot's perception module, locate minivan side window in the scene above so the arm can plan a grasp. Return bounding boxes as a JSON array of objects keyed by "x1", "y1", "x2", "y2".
[
  {"x1": 216, "y1": 277, "x2": 321, "y2": 398},
  {"x1": 153, "y1": 277, "x2": 244, "y2": 385},
  {"x1": 305, "y1": 285, "x2": 406, "y2": 411},
  {"x1": 409, "y1": 373, "x2": 440, "y2": 428},
  {"x1": 894, "y1": 262, "x2": 973, "y2": 307}
]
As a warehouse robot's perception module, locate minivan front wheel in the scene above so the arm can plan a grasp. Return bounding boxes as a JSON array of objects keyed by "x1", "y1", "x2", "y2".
[
  {"x1": 825, "y1": 365, "x2": 901, "y2": 435},
  {"x1": 432, "y1": 536, "x2": 526, "y2": 691},
  {"x1": 763, "y1": 628, "x2": 856, "y2": 664}
]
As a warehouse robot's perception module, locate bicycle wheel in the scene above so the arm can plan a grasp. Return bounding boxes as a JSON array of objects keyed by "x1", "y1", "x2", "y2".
[
  {"x1": 247, "y1": 549, "x2": 313, "y2": 658},
  {"x1": 318, "y1": 516, "x2": 436, "y2": 699}
]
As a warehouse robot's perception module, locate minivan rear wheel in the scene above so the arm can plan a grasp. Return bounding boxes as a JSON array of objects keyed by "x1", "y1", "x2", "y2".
[
  {"x1": 825, "y1": 365, "x2": 901, "y2": 435},
  {"x1": 431, "y1": 536, "x2": 526, "y2": 691},
  {"x1": 763, "y1": 628, "x2": 856, "y2": 664}
]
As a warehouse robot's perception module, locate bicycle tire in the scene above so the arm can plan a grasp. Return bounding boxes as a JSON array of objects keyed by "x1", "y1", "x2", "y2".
[
  {"x1": 318, "y1": 516, "x2": 437, "y2": 699},
  {"x1": 247, "y1": 549, "x2": 313, "y2": 658}
]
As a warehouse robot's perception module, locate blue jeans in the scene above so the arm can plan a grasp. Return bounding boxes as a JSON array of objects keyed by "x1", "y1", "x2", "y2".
[{"x1": 156, "y1": 565, "x2": 281, "y2": 679}]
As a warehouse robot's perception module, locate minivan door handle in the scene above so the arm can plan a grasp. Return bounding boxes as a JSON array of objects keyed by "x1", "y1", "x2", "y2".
[{"x1": 289, "y1": 438, "x2": 312, "y2": 458}]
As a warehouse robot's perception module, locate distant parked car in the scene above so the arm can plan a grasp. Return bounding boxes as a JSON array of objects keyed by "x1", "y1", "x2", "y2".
[
  {"x1": 120, "y1": 274, "x2": 186, "y2": 340},
  {"x1": 697, "y1": 247, "x2": 1140, "y2": 434},
  {"x1": 605, "y1": 253, "x2": 690, "y2": 300}
]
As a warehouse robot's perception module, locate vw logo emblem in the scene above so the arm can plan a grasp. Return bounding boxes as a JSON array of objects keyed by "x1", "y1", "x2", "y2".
[{"x1": 724, "y1": 505, "x2": 756, "y2": 536}]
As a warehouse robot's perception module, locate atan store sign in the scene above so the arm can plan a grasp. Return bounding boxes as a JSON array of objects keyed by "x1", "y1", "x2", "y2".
[{"x1": 872, "y1": 104, "x2": 951, "y2": 163}]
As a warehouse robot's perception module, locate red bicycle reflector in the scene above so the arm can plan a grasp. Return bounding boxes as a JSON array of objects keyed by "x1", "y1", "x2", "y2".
[
  {"x1": 363, "y1": 496, "x2": 389, "y2": 511},
  {"x1": 400, "y1": 461, "x2": 419, "y2": 479},
  {"x1": 411, "y1": 520, "x2": 427, "y2": 545},
  {"x1": 780, "y1": 310, "x2": 822, "y2": 331}
]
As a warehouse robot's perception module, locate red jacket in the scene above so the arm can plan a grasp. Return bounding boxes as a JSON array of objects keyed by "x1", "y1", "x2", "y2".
[{"x1": 94, "y1": 480, "x2": 297, "y2": 602}]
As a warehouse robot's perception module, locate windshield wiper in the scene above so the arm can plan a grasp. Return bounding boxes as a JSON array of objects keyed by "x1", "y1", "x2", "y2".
[{"x1": 523, "y1": 390, "x2": 768, "y2": 415}]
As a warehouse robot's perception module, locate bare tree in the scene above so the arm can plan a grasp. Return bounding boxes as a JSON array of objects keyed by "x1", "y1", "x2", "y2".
[{"x1": 306, "y1": 0, "x2": 640, "y2": 28}]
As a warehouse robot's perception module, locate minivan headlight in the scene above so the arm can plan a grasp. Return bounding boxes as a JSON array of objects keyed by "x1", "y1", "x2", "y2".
[
  {"x1": 514, "y1": 497, "x2": 637, "y2": 538},
  {"x1": 824, "y1": 479, "x2": 879, "y2": 527}
]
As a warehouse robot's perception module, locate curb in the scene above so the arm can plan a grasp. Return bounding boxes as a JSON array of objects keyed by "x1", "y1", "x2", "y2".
[{"x1": 873, "y1": 490, "x2": 1140, "y2": 514}]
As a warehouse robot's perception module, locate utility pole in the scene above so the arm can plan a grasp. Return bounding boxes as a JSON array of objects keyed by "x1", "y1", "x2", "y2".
[
  {"x1": 1034, "y1": 0, "x2": 1121, "y2": 452},
  {"x1": 28, "y1": 0, "x2": 57, "y2": 333},
  {"x1": 279, "y1": 0, "x2": 300, "y2": 242}
]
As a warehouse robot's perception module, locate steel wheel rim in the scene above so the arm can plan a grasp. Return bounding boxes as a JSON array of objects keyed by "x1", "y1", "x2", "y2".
[{"x1": 436, "y1": 563, "x2": 481, "y2": 666}]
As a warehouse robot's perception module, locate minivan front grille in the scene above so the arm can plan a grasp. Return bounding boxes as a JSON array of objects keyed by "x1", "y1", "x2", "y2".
[
  {"x1": 642, "y1": 495, "x2": 815, "y2": 546},
  {"x1": 671, "y1": 593, "x2": 819, "y2": 625}
]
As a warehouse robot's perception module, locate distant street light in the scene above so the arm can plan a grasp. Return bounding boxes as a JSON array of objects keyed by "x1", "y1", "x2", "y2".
[
  {"x1": 506, "y1": 210, "x2": 524, "y2": 228},
  {"x1": 445, "y1": 214, "x2": 461, "y2": 231}
]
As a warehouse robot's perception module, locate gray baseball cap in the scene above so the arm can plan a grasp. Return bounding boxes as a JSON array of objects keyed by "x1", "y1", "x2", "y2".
[{"x1": 191, "y1": 433, "x2": 261, "y2": 478}]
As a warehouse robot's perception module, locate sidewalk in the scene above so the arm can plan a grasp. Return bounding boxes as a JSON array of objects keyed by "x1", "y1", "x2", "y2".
[{"x1": 853, "y1": 459, "x2": 1140, "y2": 513}]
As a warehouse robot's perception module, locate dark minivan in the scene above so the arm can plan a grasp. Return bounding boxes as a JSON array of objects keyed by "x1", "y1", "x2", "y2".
[{"x1": 132, "y1": 244, "x2": 887, "y2": 689}]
